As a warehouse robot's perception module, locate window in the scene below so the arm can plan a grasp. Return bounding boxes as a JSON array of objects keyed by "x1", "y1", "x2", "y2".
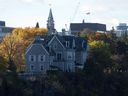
[
  {"x1": 67, "y1": 63, "x2": 72, "y2": 72},
  {"x1": 38, "y1": 55, "x2": 45, "y2": 62},
  {"x1": 29, "y1": 55, "x2": 36, "y2": 62},
  {"x1": 40, "y1": 55, "x2": 44, "y2": 61},
  {"x1": 66, "y1": 41, "x2": 70, "y2": 48},
  {"x1": 56, "y1": 53, "x2": 62, "y2": 60},
  {"x1": 31, "y1": 65, "x2": 34, "y2": 70},
  {"x1": 68, "y1": 55, "x2": 72, "y2": 59},
  {"x1": 40, "y1": 66, "x2": 43, "y2": 70},
  {"x1": 67, "y1": 52, "x2": 72, "y2": 60}
]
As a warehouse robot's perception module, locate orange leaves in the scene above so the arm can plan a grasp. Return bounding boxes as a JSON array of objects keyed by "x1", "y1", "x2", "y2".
[
  {"x1": 12, "y1": 27, "x2": 47, "y2": 42},
  {"x1": 0, "y1": 27, "x2": 48, "y2": 71}
]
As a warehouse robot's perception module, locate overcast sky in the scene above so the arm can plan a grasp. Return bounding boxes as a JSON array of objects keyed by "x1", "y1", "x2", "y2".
[{"x1": 0, "y1": 0, "x2": 128, "y2": 31}]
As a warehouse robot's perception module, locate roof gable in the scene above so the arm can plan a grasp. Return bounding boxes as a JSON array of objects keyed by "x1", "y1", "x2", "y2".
[
  {"x1": 48, "y1": 35, "x2": 65, "y2": 49},
  {"x1": 25, "y1": 44, "x2": 49, "y2": 55},
  {"x1": 29, "y1": 34, "x2": 88, "y2": 53}
]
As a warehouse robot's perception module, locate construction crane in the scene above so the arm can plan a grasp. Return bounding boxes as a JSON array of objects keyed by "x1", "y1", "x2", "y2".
[
  {"x1": 70, "y1": 1, "x2": 80, "y2": 23},
  {"x1": 65, "y1": 1, "x2": 80, "y2": 31}
]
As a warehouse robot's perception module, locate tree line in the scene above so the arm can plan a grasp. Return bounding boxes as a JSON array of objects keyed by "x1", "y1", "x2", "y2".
[{"x1": 0, "y1": 28, "x2": 127, "y2": 96}]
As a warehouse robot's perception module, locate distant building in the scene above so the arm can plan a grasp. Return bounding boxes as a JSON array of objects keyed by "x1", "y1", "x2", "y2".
[
  {"x1": 0, "y1": 21, "x2": 5, "y2": 26},
  {"x1": 70, "y1": 20, "x2": 106, "y2": 35},
  {"x1": 0, "y1": 21, "x2": 14, "y2": 40},
  {"x1": 25, "y1": 9, "x2": 88, "y2": 74},
  {"x1": 116, "y1": 23, "x2": 128, "y2": 37}
]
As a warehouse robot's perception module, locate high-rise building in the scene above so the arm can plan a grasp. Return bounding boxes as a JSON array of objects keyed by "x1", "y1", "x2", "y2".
[{"x1": 116, "y1": 23, "x2": 128, "y2": 37}]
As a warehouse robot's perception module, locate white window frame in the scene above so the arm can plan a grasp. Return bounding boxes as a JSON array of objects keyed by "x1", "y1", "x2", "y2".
[
  {"x1": 30, "y1": 65, "x2": 35, "y2": 71},
  {"x1": 67, "y1": 63, "x2": 72, "y2": 72},
  {"x1": 67, "y1": 52, "x2": 72, "y2": 60},
  {"x1": 40, "y1": 65, "x2": 43, "y2": 71},
  {"x1": 66, "y1": 41, "x2": 70, "y2": 48},
  {"x1": 38, "y1": 55, "x2": 45, "y2": 62},
  {"x1": 29, "y1": 55, "x2": 36, "y2": 62},
  {"x1": 56, "y1": 52, "x2": 62, "y2": 60}
]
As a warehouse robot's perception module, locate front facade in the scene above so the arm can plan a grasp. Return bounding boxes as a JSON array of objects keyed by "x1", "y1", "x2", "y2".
[
  {"x1": 25, "y1": 9, "x2": 88, "y2": 74},
  {"x1": 25, "y1": 35, "x2": 87, "y2": 74}
]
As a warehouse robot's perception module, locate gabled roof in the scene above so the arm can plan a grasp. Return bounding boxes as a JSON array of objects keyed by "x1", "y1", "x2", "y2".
[
  {"x1": 31, "y1": 34, "x2": 87, "y2": 55},
  {"x1": 33, "y1": 35, "x2": 55, "y2": 55},
  {"x1": 48, "y1": 35, "x2": 65, "y2": 49}
]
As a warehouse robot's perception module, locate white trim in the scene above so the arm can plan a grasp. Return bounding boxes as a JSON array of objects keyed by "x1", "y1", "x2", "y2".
[
  {"x1": 25, "y1": 38, "x2": 36, "y2": 55},
  {"x1": 25, "y1": 44, "x2": 49, "y2": 55},
  {"x1": 66, "y1": 41, "x2": 70, "y2": 48},
  {"x1": 30, "y1": 65, "x2": 35, "y2": 71},
  {"x1": 40, "y1": 65, "x2": 43, "y2": 71},
  {"x1": 40, "y1": 44, "x2": 49, "y2": 55},
  {"x1": 25, "y1": 44, "x2": 33, "y2": 55},
  {"x1": 56, "y1": 52, "x2": 62, "y2": 60},
  {"x1": 29, "y1": 55, "x2": 36, "y2": 62},
  {"x1": 48, "y1": 35, "x2": 65, "y2": 49},
  {"x1": 67, "y1": 52, "x2": 72, "y2": 60},
  {"x1": 72, "y1": 39, "x2": 75, "y2": 48},
  {"x1": 38, "y1": 55, "x2": 46, "y2": 62}
]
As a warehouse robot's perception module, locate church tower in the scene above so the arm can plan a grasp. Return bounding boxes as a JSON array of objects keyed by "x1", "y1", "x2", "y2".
[{"x1": 47, "y1": 8, "x2": 55, "y2": 34}]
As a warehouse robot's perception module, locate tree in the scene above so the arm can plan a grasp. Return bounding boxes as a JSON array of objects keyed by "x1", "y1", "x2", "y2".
[
  {"x1": 79, "y1": 28, "x2": 95, "y2": 42},
  {"x1": 0, "y1": 55, "x2": 7, "y2": 72},
  {"x1": 116, "y1": 41, "x2": 126, "y2": 54},
  {"x1": 35, "y1": 22, "x2": 39, "y2": 28},
  {"x1": 88, "y1": 40, "x2": 113, "y2": 74},
  {"x1": 0, "y1": 27, "x2": 48, "y2": 71}
]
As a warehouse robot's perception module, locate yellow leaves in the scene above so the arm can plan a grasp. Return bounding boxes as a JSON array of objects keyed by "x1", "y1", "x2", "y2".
[
  {"x1": 12, "y1": 27, "x2": 47, "y2": 41},
  {"x1": 0, "y1": 27, "x2": 48, "y2": 71},
  {"x1": 0, "y1": 33, "x2": 21, "y2": 60},
  {"x1": 89, "y1": 40, "x2": 109, "y2": 49}
]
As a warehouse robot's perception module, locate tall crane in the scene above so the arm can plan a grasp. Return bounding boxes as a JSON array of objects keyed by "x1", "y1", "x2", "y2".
[
  {"x1": 65, "y1": 1, "x2": 80, "y2": 32},
  {"x1": 70, "y1": 1, "x2": 80, "y2": 23}
]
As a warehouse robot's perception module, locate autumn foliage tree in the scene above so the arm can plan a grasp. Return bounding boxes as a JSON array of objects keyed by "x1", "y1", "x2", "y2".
[{"x1": 0, "y1": 27, "x2": 48, "y2": 71}]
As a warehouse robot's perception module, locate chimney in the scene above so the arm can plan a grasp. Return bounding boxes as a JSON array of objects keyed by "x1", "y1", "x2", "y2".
[
  {"x1": 82, "y1": 19, "x2": 85, "y2": 23},
  {"x1": 62, "y1": 28, "x2": 66, "y2": 35}
]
